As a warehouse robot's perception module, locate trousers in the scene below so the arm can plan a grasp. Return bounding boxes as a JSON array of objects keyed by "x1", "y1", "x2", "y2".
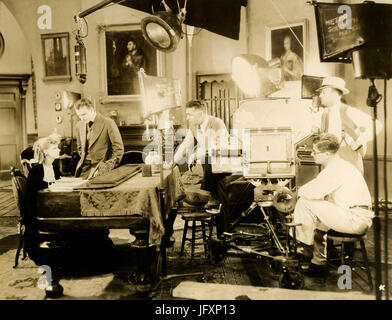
[{"x1": 292, "y1": 198, "x2": 373, "y2": 265}]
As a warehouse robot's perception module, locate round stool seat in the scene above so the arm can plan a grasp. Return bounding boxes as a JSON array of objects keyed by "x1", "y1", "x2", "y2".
[
  {"x1": 206, "y1": 205, "x2": 221, "y2": 216},
  {"x1": 181, "y1": 212, "x2": 212, "y2": 221},
  {"x1": 326, "y1": 229, "x2": 372, "y2": 291},
  {"x1": 327, "y1": 230, "x2": 367, "y2": 242}
]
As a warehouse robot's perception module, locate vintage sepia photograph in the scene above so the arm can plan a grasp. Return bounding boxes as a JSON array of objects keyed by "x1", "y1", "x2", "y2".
[{"x1": 0, "y1": 0, "x2": 390, "y2": 307}]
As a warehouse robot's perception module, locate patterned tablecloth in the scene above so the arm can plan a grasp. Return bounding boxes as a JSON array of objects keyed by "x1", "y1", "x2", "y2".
[{"x1": 79, "y1": 167, "x2": 185, "y2": 246}]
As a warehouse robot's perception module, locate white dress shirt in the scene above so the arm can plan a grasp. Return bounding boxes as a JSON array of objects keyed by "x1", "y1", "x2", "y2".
[
  {"x1": 326, "y1": 104, "x2": 342, "y2": 141},
  {"x1": 298, "y1": 155, "x2": 372, "y2": 210},
  {"x1": 173, "y1": 115, "x2": 228, "y2": 164},
  {"x1": 43, "y1": 164, "x2": 56, "y2": 185},
  {"x1": 324, "y1": 103, "x2": 382, "y2": 154}
]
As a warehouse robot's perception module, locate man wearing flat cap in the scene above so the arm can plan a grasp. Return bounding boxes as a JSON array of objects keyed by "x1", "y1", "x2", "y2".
[{"x1": 316, "y1": 76, "x2": 382, "y2": 174}]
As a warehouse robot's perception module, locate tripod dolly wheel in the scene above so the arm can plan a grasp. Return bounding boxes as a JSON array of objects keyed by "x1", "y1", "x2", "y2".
[
  {"x1": 279, "y1": 271, "x2": 304, "y2": 290},
  {"x1": 208, "y1": 238, "x2": 227, "y2": 266}
]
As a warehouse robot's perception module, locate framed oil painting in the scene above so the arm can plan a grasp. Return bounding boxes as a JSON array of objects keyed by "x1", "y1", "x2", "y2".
[
  {"x1": 266, "y1": 20, "x2": 307, "y2": 82},
  {"x1": 98, "y1": 23, "x2": 164, "y2": 103},
  {"x1": 41, "y1": 32, "x2": 71, "y2": 82}
]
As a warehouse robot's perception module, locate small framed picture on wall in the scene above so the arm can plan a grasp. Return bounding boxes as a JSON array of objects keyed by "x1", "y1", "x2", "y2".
[{"x1": 41, "y1": 32, "x2": 72, "y2": 82}]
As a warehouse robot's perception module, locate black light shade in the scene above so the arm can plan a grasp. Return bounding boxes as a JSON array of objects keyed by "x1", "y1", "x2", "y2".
[
  {"x1": 141, "y1": 11, "x2": 182, "y2": 53},
  {"x1": 351, "y1": 48, "x2": 392, "y2": 80},
  {"x1": 301, "y1": 75, "x2": 324, "y2": 99}
]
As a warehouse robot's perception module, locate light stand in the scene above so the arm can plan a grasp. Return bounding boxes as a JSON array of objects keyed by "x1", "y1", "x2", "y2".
[
  {"x1": 366, "y1": 79, "x2": 383, "y2": 300},
  {"x1": 382, "y1": 78, "x2": 389, "y2": 300}
]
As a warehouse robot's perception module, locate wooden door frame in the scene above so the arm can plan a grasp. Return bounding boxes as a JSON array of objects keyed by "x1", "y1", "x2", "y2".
[{"x1": 0, "y1": 73, "x2": 31, "y2": 177}]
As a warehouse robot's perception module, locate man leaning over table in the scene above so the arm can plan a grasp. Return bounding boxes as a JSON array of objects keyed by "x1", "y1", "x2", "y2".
[
  {"x1": 73, "y1": 97, "x2": 124, "y2": 250},
  {"x1": 74, "y1": 98, "x2": 124, "y2": 180}
]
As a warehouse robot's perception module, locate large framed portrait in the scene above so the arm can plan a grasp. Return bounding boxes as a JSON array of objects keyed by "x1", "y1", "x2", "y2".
[
  {"x1": 265, "y1": 20, "x2": 307, "y2": 82},
  {"x1": 41, "y1": 32, "x2": 72, "y2": 82},
  {"x1": 98, "y1": 23, "x2": 164, "y2": 103}
]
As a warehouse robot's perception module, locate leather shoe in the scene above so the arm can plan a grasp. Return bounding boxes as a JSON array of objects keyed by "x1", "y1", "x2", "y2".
[
  {"x1": 302, "y1": 263, "x2": 329, "y2": 278},
  {"x1": 204, "y1": 197, "x2": 220, "y2": 209},
  {"x1": 296, "y1": 246, "x2": 313, "y2": 262}
]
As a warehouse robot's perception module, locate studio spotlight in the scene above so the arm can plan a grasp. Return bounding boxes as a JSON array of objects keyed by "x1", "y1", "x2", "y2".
[
  {"x1": 232, "y1": 54, "x2": 282, "y2": 98},
  {"x1": 141, "y1": 10, "x2": 184, "y2": 53}
]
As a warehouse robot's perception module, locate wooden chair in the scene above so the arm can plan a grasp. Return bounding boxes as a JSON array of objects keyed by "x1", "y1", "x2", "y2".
[
  {"x1": 20, "y1": 158, "x2": 32, "y2": 178},
  {"x1": 20, "y1": 146, "x2": 35, "y2": 178},
  {"x1": 10, "y1": 166, "x2": 67, "y2": 298},
  {"x1": 327, "y1": 229, "x2": 373, "y2": 291},
  {"x1": 10, "y1": 166, "x2": 28, "y2": 268}
]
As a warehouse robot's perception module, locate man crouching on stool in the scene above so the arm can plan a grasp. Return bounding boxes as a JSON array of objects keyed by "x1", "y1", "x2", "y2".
[{"x1": 291, "y1": 133, "x2": 374, "y2": 278}]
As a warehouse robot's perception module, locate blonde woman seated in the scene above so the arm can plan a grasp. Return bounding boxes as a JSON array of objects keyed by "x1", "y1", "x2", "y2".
[
  {"x1": 28, "y1": 136, "x2": 62, "y2": 190},
  {"x1": 23, "y1": 136, "x2": 62, "y2": 252}
]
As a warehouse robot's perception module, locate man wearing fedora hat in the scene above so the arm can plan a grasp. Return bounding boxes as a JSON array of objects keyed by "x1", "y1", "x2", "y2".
[{"x1": 316, "y1": 76, "x2": 382, "y2": 174}]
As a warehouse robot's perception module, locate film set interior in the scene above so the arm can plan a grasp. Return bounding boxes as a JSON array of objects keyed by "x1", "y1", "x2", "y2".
[{"x1": 0, "y1": 0, "x2": 391, "y2": 301}]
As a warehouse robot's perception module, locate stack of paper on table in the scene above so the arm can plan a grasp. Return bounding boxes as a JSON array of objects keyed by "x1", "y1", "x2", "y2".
[{"x1": 48, "y1": 177, "x2": 87, "y2": 191}]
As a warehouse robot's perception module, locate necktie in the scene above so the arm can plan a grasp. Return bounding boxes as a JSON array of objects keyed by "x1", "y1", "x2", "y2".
[{"x1": 87, "y1": 121, "x2": 93, "y2": 143}]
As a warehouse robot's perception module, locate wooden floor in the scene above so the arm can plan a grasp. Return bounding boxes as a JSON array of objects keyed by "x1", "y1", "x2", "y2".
[
  {"x1": 0, "y1": 180, "x2": 16, "y2": 217},
  {"x1": 151, "y1": 223, "x2": 392, "y2": 300}
]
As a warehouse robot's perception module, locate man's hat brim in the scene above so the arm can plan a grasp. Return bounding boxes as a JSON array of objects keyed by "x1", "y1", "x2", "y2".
[{"x1": 316, "y1": 85, "x2": 349, "y2": 95}]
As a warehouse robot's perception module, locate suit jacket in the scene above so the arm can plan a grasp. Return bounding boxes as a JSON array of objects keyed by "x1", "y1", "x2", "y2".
[{"x1": 75, "y1": 112, "x2": 124, "y2": 177}]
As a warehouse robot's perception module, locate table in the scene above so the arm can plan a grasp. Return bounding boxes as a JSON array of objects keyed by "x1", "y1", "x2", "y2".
[
  {"x1": 37, "y1": 168, "x2": 183, "y2": 245},
  {"x1": 35, "y1": 167, "x2": 185, "y2": 290}
]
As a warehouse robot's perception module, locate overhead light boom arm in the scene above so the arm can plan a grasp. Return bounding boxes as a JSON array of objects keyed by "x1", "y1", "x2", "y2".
[{"x1": 74, "y1": 0, "x2": 122, "y2": 20}]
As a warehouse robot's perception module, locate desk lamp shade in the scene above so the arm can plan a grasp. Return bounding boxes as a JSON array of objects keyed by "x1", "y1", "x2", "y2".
[
  {"x1": 232, "y1": 54, "x2": 282, "y2": 98},
  {"x1": 141, "y1": 11, "x2": 182, "y2": 53}
]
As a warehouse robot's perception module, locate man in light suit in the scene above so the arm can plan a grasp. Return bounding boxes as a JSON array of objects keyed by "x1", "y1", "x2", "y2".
[
  {"x1": 74, "y1": 98, "x2": 124, "y2": 179},
  {"x1": 316, "y1": 76, "x2": 382, "y2": 174}
]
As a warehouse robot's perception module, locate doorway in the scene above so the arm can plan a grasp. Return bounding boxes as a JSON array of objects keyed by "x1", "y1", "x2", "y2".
[{"x1": 0, "y1": 74, "x2": 30, "y2": 180}]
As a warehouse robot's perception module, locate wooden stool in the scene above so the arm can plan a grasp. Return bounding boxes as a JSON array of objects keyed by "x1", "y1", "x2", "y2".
[
  {"x1": 179, "y1": 210, "x2": 213, "y2": 263},
  {"x1": 205, "y1": 204, "x2": 222, "y2": 237},
  {"x1": 327, "y1": 230, "x2": 373, "y2": 291}
]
